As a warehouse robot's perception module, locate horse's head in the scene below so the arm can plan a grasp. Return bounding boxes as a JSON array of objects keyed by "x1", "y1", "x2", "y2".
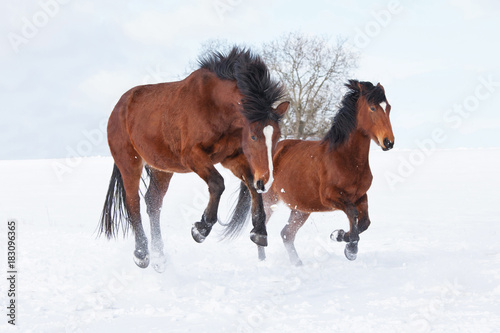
[
  {"x1": 241, "y1": 101, "x2": 289, "y2": 193},
  {"x1": 355, "y1": 81, "x2": 395, "y2": 151}
]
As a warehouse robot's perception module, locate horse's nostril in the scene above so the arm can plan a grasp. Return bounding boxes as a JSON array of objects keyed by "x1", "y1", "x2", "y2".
[
  {"x1": 383, "y1": 138, "x2": 394, "y2": 150},
  {"x1": 255, "y1": 180, "x2": 265, "y2": 192}
]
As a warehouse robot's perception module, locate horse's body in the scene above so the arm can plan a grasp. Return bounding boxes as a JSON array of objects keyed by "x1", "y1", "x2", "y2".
[
  {"x1": 224, "y1": 80, "x2": 394, "y2": 265},
  {"x1": 100, "y1": 48, "x2": 288, "y2": 272}
]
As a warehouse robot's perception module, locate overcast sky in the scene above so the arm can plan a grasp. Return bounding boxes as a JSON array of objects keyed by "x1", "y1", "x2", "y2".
[{"x1": 1, "y1": 0, "x2": 499, "y2": 160}]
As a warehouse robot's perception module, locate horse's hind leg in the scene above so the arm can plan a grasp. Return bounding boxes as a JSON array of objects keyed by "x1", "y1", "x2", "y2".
[
  {"x1": 145, "y1": 168, "x2": 173, "y2": 273},
  {"x1": 118, "y1": 160, "x2": 150, "y2": 268},
  {"x1": 108, "y1": 103, "x2": 150, "y2": 268},
  {"x1": 281, "y1": 210, "x2": 310, "y2": 266}
]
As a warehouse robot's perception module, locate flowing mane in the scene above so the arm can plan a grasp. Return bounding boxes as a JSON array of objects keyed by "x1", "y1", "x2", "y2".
[
  {"x1": 198, "y1": 47, "x2": 286, "y2": 123},
  {"x1": 323, "y1": 79, "x2": 387, "y2": 149},
  {"x1": 101, "y1": 46, "x2": 289, "y2": 270}
]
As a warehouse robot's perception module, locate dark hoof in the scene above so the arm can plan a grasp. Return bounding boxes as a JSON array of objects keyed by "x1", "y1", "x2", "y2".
[
  {"x1": 133, "y1": 249, "x2": 150, "y2": 268},
  {"x1": 191, "y1": 222, "x2": 212, "y2": 243},
  {"x1": 344, "y1": 241, "x2": 358, "y2": 261},
  {"x1": 330, "y1": 229, "x2": 345, "y2": 242},
  {"x1": 250, "y1": 231, "x2": 268, "y2": 247}
]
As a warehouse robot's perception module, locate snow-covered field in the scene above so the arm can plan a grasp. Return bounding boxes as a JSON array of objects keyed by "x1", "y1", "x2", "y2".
[{"x1": 1, "y1": 148, "x2": 499, "y2": 332}]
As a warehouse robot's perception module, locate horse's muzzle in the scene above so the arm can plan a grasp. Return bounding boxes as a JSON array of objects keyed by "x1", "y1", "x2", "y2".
[
  {"x1": 255, "y1": 180, "x2": 265, "y2": 193},
  {"x1": 382, "y1": 137, "x2": 394, "y2": 151}
]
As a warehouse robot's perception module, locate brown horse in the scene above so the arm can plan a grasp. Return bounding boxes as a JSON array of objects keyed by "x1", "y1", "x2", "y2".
[
  {"x1": 223, "y1": 80, "x2": 394, "y2": 265},
  {"x1": 99, "y1": 47, "x2": 289, "y2": 272}
]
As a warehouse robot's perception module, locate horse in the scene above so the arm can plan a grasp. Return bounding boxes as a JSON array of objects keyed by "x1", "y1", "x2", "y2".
[
  {"x1": 223, "y1": 80, "x2": 394, "y2": 266},
  {"x1": 98, "y1": 47, "x2": 289, "y2": 272}
]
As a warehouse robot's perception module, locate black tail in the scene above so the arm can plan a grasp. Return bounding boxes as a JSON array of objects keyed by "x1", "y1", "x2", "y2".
[
  {"x1": 221, "y1": 182, "x2": 252, "y2": 240},
  {"x1": 98, "y1": 164, "x2": 131, "y2": 239}
]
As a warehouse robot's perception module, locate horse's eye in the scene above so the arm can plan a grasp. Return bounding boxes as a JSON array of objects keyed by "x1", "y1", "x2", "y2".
[
  {"x1": 370, "y1": 106, "x2": 376, "y2": 112},
  {"x1": 251, "y1": 135, "x2": 257, "y2": 141}
]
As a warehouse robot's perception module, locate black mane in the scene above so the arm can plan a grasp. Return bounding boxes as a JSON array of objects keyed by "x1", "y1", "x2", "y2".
[
  {"x1": 323, "y1": 79, "x2": 387, "y2": 149},
  {"x1": 198, "y1": 46, "x2": 286, "y2": 123}
]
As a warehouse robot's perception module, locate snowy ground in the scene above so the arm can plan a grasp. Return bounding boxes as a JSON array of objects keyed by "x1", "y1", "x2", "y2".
[{"x1": 1, "y1": 148, "x2": 499, "y2": 332}]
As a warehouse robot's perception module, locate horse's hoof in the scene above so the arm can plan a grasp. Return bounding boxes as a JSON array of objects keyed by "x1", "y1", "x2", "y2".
[
  {"x1": 258, "y1": 246, "x2": 267, "y2": 261},
  {"x1": 133, "y1": 249, "x2": 150, "y2": 268},
  {"x1": 151, "y1": 254, "x2": 167, "y2": 273},
  {"x1": 191, "y1": 222, "x2": 211, "y2": 243},
  {"x1": 191, "y1": 226, "x2": 206, "y2": 243},
  {"x1": 250, "y1": 231, "x2": 268, "y2": 247},
  {"x1": 330, "y1": 229, "x2": 345, "y2": 242},
  {"x1": 293, "y1": 259, "x2": 303, "y2": 267},
  {"x1": 344, "y1": 241, "x2": 358, "y2": 261}
]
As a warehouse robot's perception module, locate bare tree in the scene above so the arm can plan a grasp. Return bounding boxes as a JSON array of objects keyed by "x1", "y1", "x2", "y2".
[
  {"x1": 261, "y1": 32, "x2": 358, "y2": 139},
  {"x1": 193, "y1": 33, "x2": 357, "y2": 139}
]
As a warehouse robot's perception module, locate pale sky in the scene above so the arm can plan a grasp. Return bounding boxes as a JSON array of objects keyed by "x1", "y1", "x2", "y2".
[{"x1": 1, "y1": 0, "x2": 499, "y2": 159}]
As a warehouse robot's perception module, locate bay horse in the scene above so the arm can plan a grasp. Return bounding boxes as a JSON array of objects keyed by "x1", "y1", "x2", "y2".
[
  {"x1": 99, "y1": 47, "x2": 289, "y2": 272},
  {"x1": 223, "y1": 80, "x2": 394, "y2": 265}
]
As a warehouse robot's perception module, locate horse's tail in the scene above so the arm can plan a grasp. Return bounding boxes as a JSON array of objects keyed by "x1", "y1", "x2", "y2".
[
  {"x1": 98, "y1": 164, "x2": 131, "y2": 239},
  {"x1": 221, "y1": 182, "x2": 252, "y2": 240}
]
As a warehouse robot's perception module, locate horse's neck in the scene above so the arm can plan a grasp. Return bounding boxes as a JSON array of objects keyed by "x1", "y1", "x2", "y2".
[{"x1": 332, "y1": 130, "x2": 371, "y2": 167}]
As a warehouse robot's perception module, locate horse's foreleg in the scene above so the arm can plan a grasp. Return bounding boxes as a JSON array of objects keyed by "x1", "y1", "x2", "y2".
[
  {"x1": 356, "y1": 194, "x2": 371, "y2": 233},
  {"x1": 343, "y1": 203, "x2": 360, "y2": 261},
  {"x1": 332, "y1": 194, "x2": 370, "y2": 238},
  {"x1": 280, "y1": 210, "x2": 310, "y2": 266},
  {"x1": 145, "y1": 168, "x2": 173, "y2": 273},
  {"x1": 247, "y1": 184, "x2": 269, "y2": 247},
  {"x1": 191, "y1": 169, "x2": 225, "y2": 243},
  {"x1": 186, "y1": 148, "x2": 225, "y2": 243},
  {"x1": 257, "y1": 189, "x2": 279, "y2": 261},
  {"x1": 331, "y1": 202, "x2": 359, "y2": 261},
  {"x1": 221, "y1": 154, "x2": 269, "y2": 247}
]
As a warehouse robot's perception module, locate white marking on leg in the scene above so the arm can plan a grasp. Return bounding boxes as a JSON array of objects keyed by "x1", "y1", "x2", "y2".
[{"x1": 262, "y1": 125, "x2": 274, "y2": 193}]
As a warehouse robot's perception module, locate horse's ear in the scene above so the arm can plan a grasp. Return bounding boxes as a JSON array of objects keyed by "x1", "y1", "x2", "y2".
[
  {"x1": 345, "y1": 80, "x2": 361, "y2": 92},
  {"x1": 357, "y1": 81, "x2": 363, "y2": 93},
  {"x1": 274, "y1": 101, "x2": 290, "y2": 116}
]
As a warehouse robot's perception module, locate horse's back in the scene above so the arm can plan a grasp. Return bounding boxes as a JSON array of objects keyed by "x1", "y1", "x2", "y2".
[{"x1": 108, "y1": 69, "x2": 242, "y2": 172}]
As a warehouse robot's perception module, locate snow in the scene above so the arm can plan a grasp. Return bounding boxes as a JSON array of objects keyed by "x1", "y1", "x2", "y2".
[{"x1": 1, "y1": 149, "x2": 499, "y2": 332}]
